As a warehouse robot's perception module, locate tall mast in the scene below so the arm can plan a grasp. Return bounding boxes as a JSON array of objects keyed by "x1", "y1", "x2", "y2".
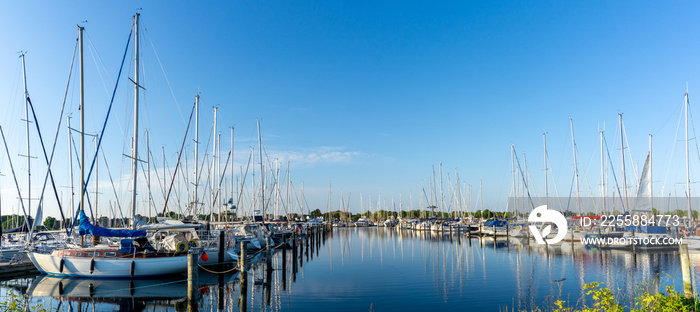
[
  {"x1": 649, "y1": 134, "x2": 653, "y2": 214},
  {"x1": 686, "y1": 93, "x2": 691, "y2": 222},
  {"x1": 511, "y1": 144, "x2": 515, "y2": 215},
  {"x1": 68, "y1": 116, "x2": 74, "y2": 220},
  {"x1": 209, "y1": 107, "x2": 218, "y2": 221},
  {"x1": 230, "y1": 126, "x2": 234, "y2": 207},
  {"x1": 479, "y1": 179, "x2": 483, "y2": 214},
  {"x1": 193, "y1": 94, "x2": 199, "y2": 216},
  {"x1": 439, "y1": 162, "x2": 444, "y2": 216},
  {"x1": 543, "y1": 132, "x2": 548, "y2": 209},
  {"x1": 130, "y1": 13, "x2": 140, "y2": 228},
  {"x1": 211, "y1": 107, "x2": 217, "y2": 222},
  {"x1": 217, "y1": 132, "x2": 221, "y2": 222},
  {"x1": 20, "y1": 53, "x2": 31, "y2": 224},
  {"x1": 95, "y1": 133, "x2": 98, "y2": 221},
  {"x1": 570, "y1": 118, "x2": 580, "y2": 214},
  {"x1": 600, "y1": 129, "x2": 605, "y2": 214},
  {"x1": 257, "y1": 119, "x2": 264, "y2": 219},
  {"x1": 79, "y1": 26, "x2": 85, "y2": 218},
  {"x1": 619, "y1": 113, "x2": 628, "y2": 212},
  {"x1": 146, "y1": 131, "x2": 150, "y2": 219}
]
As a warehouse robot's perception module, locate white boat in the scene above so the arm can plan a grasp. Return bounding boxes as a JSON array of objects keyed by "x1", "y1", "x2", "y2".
[
  {"x1": 27, "y1": 14, "x2": 197, "y2": 279},
  {"x1": 430, "y1": 223, "x2": 448, "y2": 232},
  {"x1": 414, "y1": 221, "x2": 431, "y2": 231},
  {"x1": 27, "y1": 248, "x2": 188, "y2": 278},
  {"x1": 354, "y1": 218, "x2": 370, "y2": 227}
]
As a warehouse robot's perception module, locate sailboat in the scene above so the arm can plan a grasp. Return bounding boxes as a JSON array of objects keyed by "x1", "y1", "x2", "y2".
[{"x1": 28, "y1": 14, "x2": 191, "y2": 278}]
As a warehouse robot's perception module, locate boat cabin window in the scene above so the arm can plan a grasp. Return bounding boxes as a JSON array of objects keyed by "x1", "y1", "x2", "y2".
[
  {"x1": 105, "y1": 252, "x2": 116, "y2": 257},
  {"x1": 75, "y1": 252, "x2": 82, "y2": 256}
]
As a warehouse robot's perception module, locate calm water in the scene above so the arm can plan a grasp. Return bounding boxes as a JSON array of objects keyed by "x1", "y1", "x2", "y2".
[{"x1": 3, "y1": 227, "x2": 700, "y2": 311}]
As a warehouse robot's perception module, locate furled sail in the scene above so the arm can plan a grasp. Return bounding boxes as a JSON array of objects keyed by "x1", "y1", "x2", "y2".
[{"x1": 78, "y1": 210, "x2": 146, "y2": 238}]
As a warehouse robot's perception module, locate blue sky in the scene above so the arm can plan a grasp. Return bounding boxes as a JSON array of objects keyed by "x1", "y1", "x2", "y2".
[{"x1": 1, "y1": 1, "x2": 700, "y2": 220}]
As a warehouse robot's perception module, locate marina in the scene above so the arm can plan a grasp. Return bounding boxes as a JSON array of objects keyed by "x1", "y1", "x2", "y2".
[
  {"x1": 0, "y1": 227, "x2": 697, "y2": 311},
  {"x1": 3, "y1": 2, "x2": 700, "y2": 311}
]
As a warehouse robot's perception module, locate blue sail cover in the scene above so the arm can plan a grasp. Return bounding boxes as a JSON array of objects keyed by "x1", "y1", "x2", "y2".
[{"x1": 78, "y1": 210, "x2": 146, "y2": 237}]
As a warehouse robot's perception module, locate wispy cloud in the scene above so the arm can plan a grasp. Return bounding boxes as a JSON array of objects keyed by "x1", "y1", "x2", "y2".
[{"x1": 266, "y1": 147, "x2": 366, "y2": 166}]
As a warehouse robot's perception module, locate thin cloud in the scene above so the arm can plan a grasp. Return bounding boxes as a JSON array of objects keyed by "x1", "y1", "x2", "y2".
[{"x1": 269, "y1": 147, "x2": 366, "y2": 166}]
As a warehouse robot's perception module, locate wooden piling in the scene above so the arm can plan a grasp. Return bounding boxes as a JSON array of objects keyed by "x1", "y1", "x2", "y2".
[
  {"x1": 680, "y1": 244, "x2": 693, "y2": 299},
  {"x1": 187, "y1": 252, "x2": 199, "y2": 309},
  {"x1": 240, "y1": 241, "x2": 247, "y2": 274}
]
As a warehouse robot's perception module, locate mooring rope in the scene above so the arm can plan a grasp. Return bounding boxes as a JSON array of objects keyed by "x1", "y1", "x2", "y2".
[{"x1": 197, "y1": 264, "x2": 238, "y2": 275}]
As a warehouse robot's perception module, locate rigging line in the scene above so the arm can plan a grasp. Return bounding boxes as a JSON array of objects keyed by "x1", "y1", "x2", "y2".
[
  {"x1": 194, "y1": 119, "x2": 215, "y2": 204},
  {"x1": 512, "y1": 147, "x2": 535, "y2": 211},
  {"x1": 575, "y1": 140, "x2": 600, "y2": 212},
  {"x1": 3, "y1": 60, "x2": 22, "y2": 134},
  {"x1": 26, "y1": 96, "x2": 68, "y2": 237},
  {"x1": 68, "y1": 132, "x2": 95, "y2": 220},
  {"x1": 142, "y1": 25, "x2": 185, "y2": 125},
  {"x1": 30, "y1": 39, "x2": 78, "y2": 236},
  {"x1": 162, "y1": 153, "x2": 182, "y2": 209},
  {"x1": 565, "y1": 172, "x2": 575, "y2": 213},
  {"x1": 0, "y1": 126, "x2": 31, "y2": 228},
  {"x1": 84, "y1": 31, "x2": 113, "y2": 100},
  {"x1": 137, "y1": 157, "x2": 159, "y2": 217},
  {"x1": 603, "y1": 135, "x2": 626, "y2": 211},
  {"x1": 161, "y1": 101, "x2": 196, "y2": 215},
  {"x1": 620, "y1": 117, "x2": 639, "y2": 186},
  {"x1": 147, "y1": 149, "x2": 167, "y2": 205},
  {"x1": 236, "y1": 148, "x2": 253, "y2": 217},
  {"x1": 688, "y1": 99, "x2": 700, "y2": 174},
  {"x1": 100, "y1": 147, "x2": 123, "y2": 218},
  {"x1": 663, "y1": 97, "x2": 685, "y2": 196},
  {"x1": 211, "y1": 151, "x2": 232, "y2": 217},
  {"x1": 523, "y1": 155, "x2": 539, "y2": 200},
  {"x1": 69, "y1": 28, "x2": 132, "y2": 237},
  {"x1": 545, "y1": 149, "x2": 565, "y2": 212}
]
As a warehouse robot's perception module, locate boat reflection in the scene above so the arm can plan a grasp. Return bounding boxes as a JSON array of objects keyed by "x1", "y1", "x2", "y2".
[{"x1": 10, "y1": 227, "x2": 700, "y2": 312}]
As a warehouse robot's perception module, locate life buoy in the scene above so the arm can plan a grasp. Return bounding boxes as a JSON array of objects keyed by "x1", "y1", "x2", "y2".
[
  {"x1": 696, "y1": 229, "x2": 700, "y2": 237},
  {"x1": 188, "y1": 239, "x2": 200, "y2": 249},
  {"x1": 176, "y1": 241, "x2": 189, "y2": 253}
]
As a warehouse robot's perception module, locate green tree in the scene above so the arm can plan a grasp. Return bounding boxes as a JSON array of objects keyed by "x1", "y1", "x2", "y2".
[
  {"x1": 2, "y1": 215, "x2": 32, "y2": 230},
  {"x1": 43, "y1": 216, "x2": 58, "y2": 230},
  {"x1": 311, "y1": 209, "x2": 322, "y2": 217}
]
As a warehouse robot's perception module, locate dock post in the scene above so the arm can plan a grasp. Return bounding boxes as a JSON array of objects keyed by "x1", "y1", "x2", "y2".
[
  {"x1": 239, "y1": 263, "x2": 248, "y2": 311},
  {"x1": 187, "y1": 251, "x2": 199, "y2": 310},
  {"x1": 282, "y1": 241, "x2": 287, "y2": 290},
  {"x1": 680, "y1": 244, "x2": 693, "y2": 299},
  {"x1": 217, "y1": 271, "x2": 225, "y2": 310},
  {"x1": 218, "y1": 229, "x2": 225, "y2": 268},
  {"x1": 240, "y1": 241, "x2": 247, "y2": 274}
]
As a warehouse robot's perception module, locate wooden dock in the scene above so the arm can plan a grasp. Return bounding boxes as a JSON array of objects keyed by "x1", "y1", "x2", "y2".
[{"x1": 0, "y1": 260, "x2": 38, "y2": 281}]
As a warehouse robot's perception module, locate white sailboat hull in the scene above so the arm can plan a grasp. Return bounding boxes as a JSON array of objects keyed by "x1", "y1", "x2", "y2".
[{"x1": 27, "y1": 252, "x2": 187, "y2": 278}]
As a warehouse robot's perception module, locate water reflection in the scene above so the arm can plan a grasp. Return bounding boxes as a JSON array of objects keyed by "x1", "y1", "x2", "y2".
[{"x1": 4, "y1": 227, "x2": 700, "y2": 311}]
